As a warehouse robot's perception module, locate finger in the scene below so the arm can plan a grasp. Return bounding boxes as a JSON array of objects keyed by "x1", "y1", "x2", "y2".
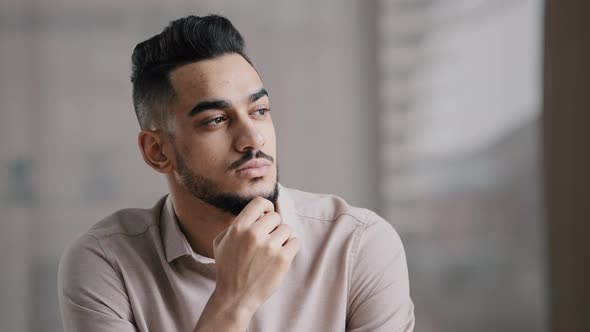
[
  {"x1": 232, "y1": 197, "x2": 275, "y2": 230},
  {"x1": 268, "y1": 224, "x2": 293, "y2": 247},
  {"x1": 251, "y1": 212, "x2": 281, "y2": 235},
  {"x1": 281, "y1": 237, "x2": 301, "y2": 260},
  {"x1": 213, "y1": 227, "x2": 229, "y2": 248}
]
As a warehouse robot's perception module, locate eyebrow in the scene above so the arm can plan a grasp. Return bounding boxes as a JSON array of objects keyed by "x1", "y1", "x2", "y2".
[
  {"x1": 187, "y1": 88, "x2": 269, "y2": 117},
  {"x1": 249, "y1": 88, "x2": 268, "y2": 103}
]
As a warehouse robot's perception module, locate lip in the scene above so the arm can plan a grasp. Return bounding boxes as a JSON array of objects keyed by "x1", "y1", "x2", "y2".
[{"x1": 235, "y1": 159, "x2": 272, "y2": 178}]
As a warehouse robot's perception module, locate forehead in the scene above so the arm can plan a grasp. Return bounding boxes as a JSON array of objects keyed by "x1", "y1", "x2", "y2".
[{"x1": 169, "y1": 53, "x2": 263, "y2": 106}]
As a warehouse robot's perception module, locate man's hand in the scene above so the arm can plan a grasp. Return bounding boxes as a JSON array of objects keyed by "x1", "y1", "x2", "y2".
[
  {"x1": 194, "y1": 196, "x2": 301, "y2": 331},
  {"x1": 213, "y1": 196, "x2": 301, "y2": 313}
]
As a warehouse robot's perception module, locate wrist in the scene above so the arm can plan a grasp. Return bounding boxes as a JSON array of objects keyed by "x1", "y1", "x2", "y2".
[
  {"x1": 209, "y1": 289, "x2": 256, "y2": 326},
  {"x1": 194, "y1": 290, "x2": 255, "y2": 332}
]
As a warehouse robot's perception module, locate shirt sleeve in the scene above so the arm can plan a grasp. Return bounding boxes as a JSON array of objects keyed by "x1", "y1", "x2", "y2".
[
  {"x1": 57, "y1": 234, "x2": 138, "y2": 332},
  {"x1": 346, "y1": 212, "x2": 415, "y2": 332}
]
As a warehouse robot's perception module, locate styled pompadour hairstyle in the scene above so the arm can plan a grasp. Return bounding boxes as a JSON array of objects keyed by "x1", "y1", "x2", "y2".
[{"x1": 130, "y1": 15, "x2": 252, "y2": 130}]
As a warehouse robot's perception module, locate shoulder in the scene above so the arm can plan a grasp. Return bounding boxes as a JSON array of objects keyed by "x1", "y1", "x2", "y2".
[
  {"x1": 59, "y1": 195, "x2": 168, "y2": 278},
  {"x1": 85, "y1": 195, "x2": 167, "y2": 241},
  {"x1": 283, "y1": 186, "x2": 403, "y2": 251},
  {"x1": 284, "y1": 186, "x2": 375, "y2": 226}
]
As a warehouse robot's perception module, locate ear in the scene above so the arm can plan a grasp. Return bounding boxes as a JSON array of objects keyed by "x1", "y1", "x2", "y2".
[{"x1": 138, "y1": 130, "x2": 173, "y2": 174}]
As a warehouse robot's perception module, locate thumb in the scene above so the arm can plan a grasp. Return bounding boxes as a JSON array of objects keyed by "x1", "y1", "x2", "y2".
[{"x1": 213, "y1": 227, "x2": 229, "y2": 249}]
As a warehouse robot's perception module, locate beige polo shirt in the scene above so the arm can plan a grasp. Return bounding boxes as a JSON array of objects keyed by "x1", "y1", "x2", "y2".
[{"x1": 58, "y1": 184, "x2": 414, "y2": 331}]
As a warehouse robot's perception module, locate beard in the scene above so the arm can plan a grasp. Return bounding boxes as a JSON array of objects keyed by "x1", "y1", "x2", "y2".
[{"x1": 174, "y1": 149, "x2": 279, "y2": 216}]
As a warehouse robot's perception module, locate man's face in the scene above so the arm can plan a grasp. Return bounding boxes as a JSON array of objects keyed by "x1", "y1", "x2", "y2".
[{"x1": 167, "y1": 53, "x2": 278, "y2": 214}]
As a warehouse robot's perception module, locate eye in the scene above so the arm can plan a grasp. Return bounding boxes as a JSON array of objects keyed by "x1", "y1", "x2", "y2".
[
  {"x1": 253, "y1": 108, "x2": 269, "y2": 117},
  {"x1": 204, "y1": 116, "x2": 227, "y2": 127}
]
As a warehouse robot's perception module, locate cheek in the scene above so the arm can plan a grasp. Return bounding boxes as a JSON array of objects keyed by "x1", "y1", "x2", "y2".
[
  {"x1": 188, "y1": 137, "x2": 232, "y2": 169},
  {"x1": 189, "y1": 145, "x2": 222, "y2": 166},
  {"x1": 173, "y1": 136, "x2": 208, "y2": 163}
]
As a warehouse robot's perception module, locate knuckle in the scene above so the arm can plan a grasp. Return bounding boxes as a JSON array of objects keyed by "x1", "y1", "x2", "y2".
[
  {"x1": 254, "y1": 196, "x2": 267, "y2": 204},
  {"x1": 259, "y1": 211, "x2": 276, "y2": 223},
  {"x1": 245, "y1": 228, "x2": 260, "y2": 244},
  {"x1": 263, "y1": 243, "x2": 276, "y2": 255},
  {"x1": 227, "y1": 226, "x2": 240, "y2": 238},
  {"x1": 277, "y1": 250, "x2": 292, "y2": 262},
  {"x1": 291, "y1": 238, "x2": 302, "y2": 252},
  {"x1": 267, "y1": 212, "x2": 281, "y2": 224},
  {"x1": 276, "y1": 224, "x2": 292, "y2": 236}
]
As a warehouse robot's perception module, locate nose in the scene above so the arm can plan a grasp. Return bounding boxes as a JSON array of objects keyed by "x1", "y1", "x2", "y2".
[{"x1": 234, "y1": 118, "x2": 265, "y2": 152}]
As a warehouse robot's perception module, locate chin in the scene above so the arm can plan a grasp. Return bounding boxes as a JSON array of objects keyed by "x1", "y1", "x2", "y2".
[{"x1": 234, "y1": 176, "x2": 276, "y2": 196}]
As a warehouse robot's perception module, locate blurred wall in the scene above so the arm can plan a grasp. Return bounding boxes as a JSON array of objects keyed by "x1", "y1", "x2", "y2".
[{"x1": 376, "y1": 0, "x2": 545, "y2": 331}]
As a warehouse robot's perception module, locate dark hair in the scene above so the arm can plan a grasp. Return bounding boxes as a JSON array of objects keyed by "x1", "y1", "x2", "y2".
[{"x1": 130, "y1": 15, "x2": 251, "y2": 130}]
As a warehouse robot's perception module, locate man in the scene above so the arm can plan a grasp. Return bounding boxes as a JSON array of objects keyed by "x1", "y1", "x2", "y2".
[{"x1": 58, "y1": 15, "x2": 415, "y2": 331}]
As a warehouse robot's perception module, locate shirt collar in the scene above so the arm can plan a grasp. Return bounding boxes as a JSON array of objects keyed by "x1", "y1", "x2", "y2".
[
  {"x1": 160, "y1": 183, "x2": 301, "y2": 265},
  {"x1": 160, "y1": 195, "x2": 195, "y2": 263},
  {"x1": 275, "y1": 183, "x2": 302, "y2": 240}
]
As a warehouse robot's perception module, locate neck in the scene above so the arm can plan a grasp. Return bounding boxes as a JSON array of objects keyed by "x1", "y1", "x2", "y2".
[{"x1": 167, "y1": 184, "x2": 235, "y2": 259}]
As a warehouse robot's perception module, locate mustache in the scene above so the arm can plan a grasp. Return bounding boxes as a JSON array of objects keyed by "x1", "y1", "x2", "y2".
[{"x1": 228, "y1": 150, "x2": 274, "y2": 171}]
